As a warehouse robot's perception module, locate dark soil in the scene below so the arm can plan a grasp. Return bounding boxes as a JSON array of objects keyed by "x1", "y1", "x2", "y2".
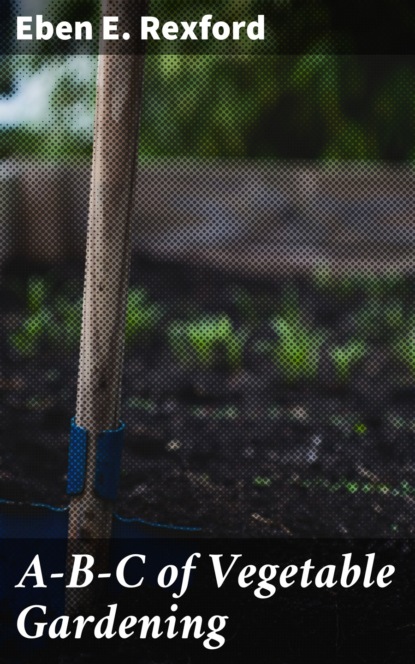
[{"x1": 2, "y1": 256, "x2": 415, "y2": 537}]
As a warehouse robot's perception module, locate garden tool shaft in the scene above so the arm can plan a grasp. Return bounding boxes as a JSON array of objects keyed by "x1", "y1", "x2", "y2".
[{"x1": 66, "y1": 0, "x2": 146, "y2": 611}]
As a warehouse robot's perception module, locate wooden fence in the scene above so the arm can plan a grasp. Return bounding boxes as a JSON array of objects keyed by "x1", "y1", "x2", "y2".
[{"x1": 1, "y1": 159, "x2": 415, "y2": 274}]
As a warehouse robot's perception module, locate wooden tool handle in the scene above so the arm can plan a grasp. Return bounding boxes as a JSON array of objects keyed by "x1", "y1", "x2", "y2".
[
  {"x1": 69, "y1": 0, "x2": 146, "y2": 544},
  {"x1": 77, "y1": 1, "x2": 145, "y2": 434}
]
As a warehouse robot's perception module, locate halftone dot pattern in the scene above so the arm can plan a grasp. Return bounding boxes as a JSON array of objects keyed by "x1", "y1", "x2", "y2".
[
  {"x1": 5, "y1": 0, "x2": 415, "y2": 56},
  {"x1": 2, "y1": 5, "x2": 415, "y2": 537}
]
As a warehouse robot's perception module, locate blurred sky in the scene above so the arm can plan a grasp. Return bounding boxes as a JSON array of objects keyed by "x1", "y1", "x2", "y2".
[
  {"x1": 0, "y1": 0, "x2": 94, "y2": 129},
  {"x1": 0, "y1": 57, "x2": 95, "y2": 130}
]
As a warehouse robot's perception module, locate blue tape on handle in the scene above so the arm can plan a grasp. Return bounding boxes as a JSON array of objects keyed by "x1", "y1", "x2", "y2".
[
  {"x1": 67, "y1": 419, "x2": 88, "y2": 496},
  {"x1": 67, "y1": 419, "x2": 125, "y2": 501},
  {"x1": 95, "y1": 421, "x2": 125, "y2": 501}
]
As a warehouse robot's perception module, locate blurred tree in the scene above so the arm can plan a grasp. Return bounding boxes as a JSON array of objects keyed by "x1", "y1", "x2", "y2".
[{"x1": 2, "y1": 0, "x2": 415, "y2": 161}]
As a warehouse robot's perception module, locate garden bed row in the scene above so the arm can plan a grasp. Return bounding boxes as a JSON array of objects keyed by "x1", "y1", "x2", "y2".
[{"x1": 2, "y1": 257, "x2": 415, "y2": 536}]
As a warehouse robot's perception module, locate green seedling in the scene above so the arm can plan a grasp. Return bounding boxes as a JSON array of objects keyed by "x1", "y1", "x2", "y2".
[
  {"x1": 125, "y1": 288, "x2": 162, "y2": 345},
  {"x1": 9, "y1": 277, "x2": 53, "y2": 356},
  {"x1": 10, "y1": 298, "x2": 83, "y2": 356},
  {"x1": 330, "y1": 339, "x2": 367, "y2": 383},
  {"x1": 271, "y1": 293, "x2": 325, "y2": 383},
  {"x1": 345, "y1": 482, "x2": 359, "y2": 494},
  {"x1": 10, "y1": 272, "x2": 84, "y2": 355},
  {"x1": 298, "y1": 478, "x2": 405, "y2": 496},
  {"x1": 9, "y1": 310, "x2": 52, "y2": 357},
  {"x1": 169, "y1": 315, "x2": 247, "y2": 370},
  {"x1": 10, "y1": 281, "x2": 159, "y2": 357},
  {"x1": 253, "y1": 477, "x2": 272, "y2": 488},
  {"x1": 394, "y1": 318, "x2": 415, "y2": 376},
  {"x1": 354, "y1": 422, "x2": 367, "y2": 435},
  {"x1": 27, "y1": 277, "x2": 50, "y2": 313}
]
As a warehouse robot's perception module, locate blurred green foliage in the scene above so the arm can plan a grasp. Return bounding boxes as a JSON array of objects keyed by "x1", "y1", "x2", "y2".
[
  {"x1": 9, "y1": 272, "x2": 415, "y2": 384},
  {"x1": 271, "y1": 315, "x2": 324, "y2": 382},
  {"x1": 9, "y1": 276, "x2": 83, "y2": 356},
  {"x1": 330, "y1": 340, "x2": 367, "y2": 383},
  {"x1": 169, "y1": 315, "x2": 247, "y2": 370},
  {"x1": 9, "y1": 280, "x2": 163, "y2": 357},
  {"x1": 125, "y1": 288, "x2": 162, "y2": 344},
  {"x1": 395, "y1": 319, "x2": 415, "y2": 378},
  {"x1": 2, "y1": 0, "x2": 415, "y2": 160}
]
